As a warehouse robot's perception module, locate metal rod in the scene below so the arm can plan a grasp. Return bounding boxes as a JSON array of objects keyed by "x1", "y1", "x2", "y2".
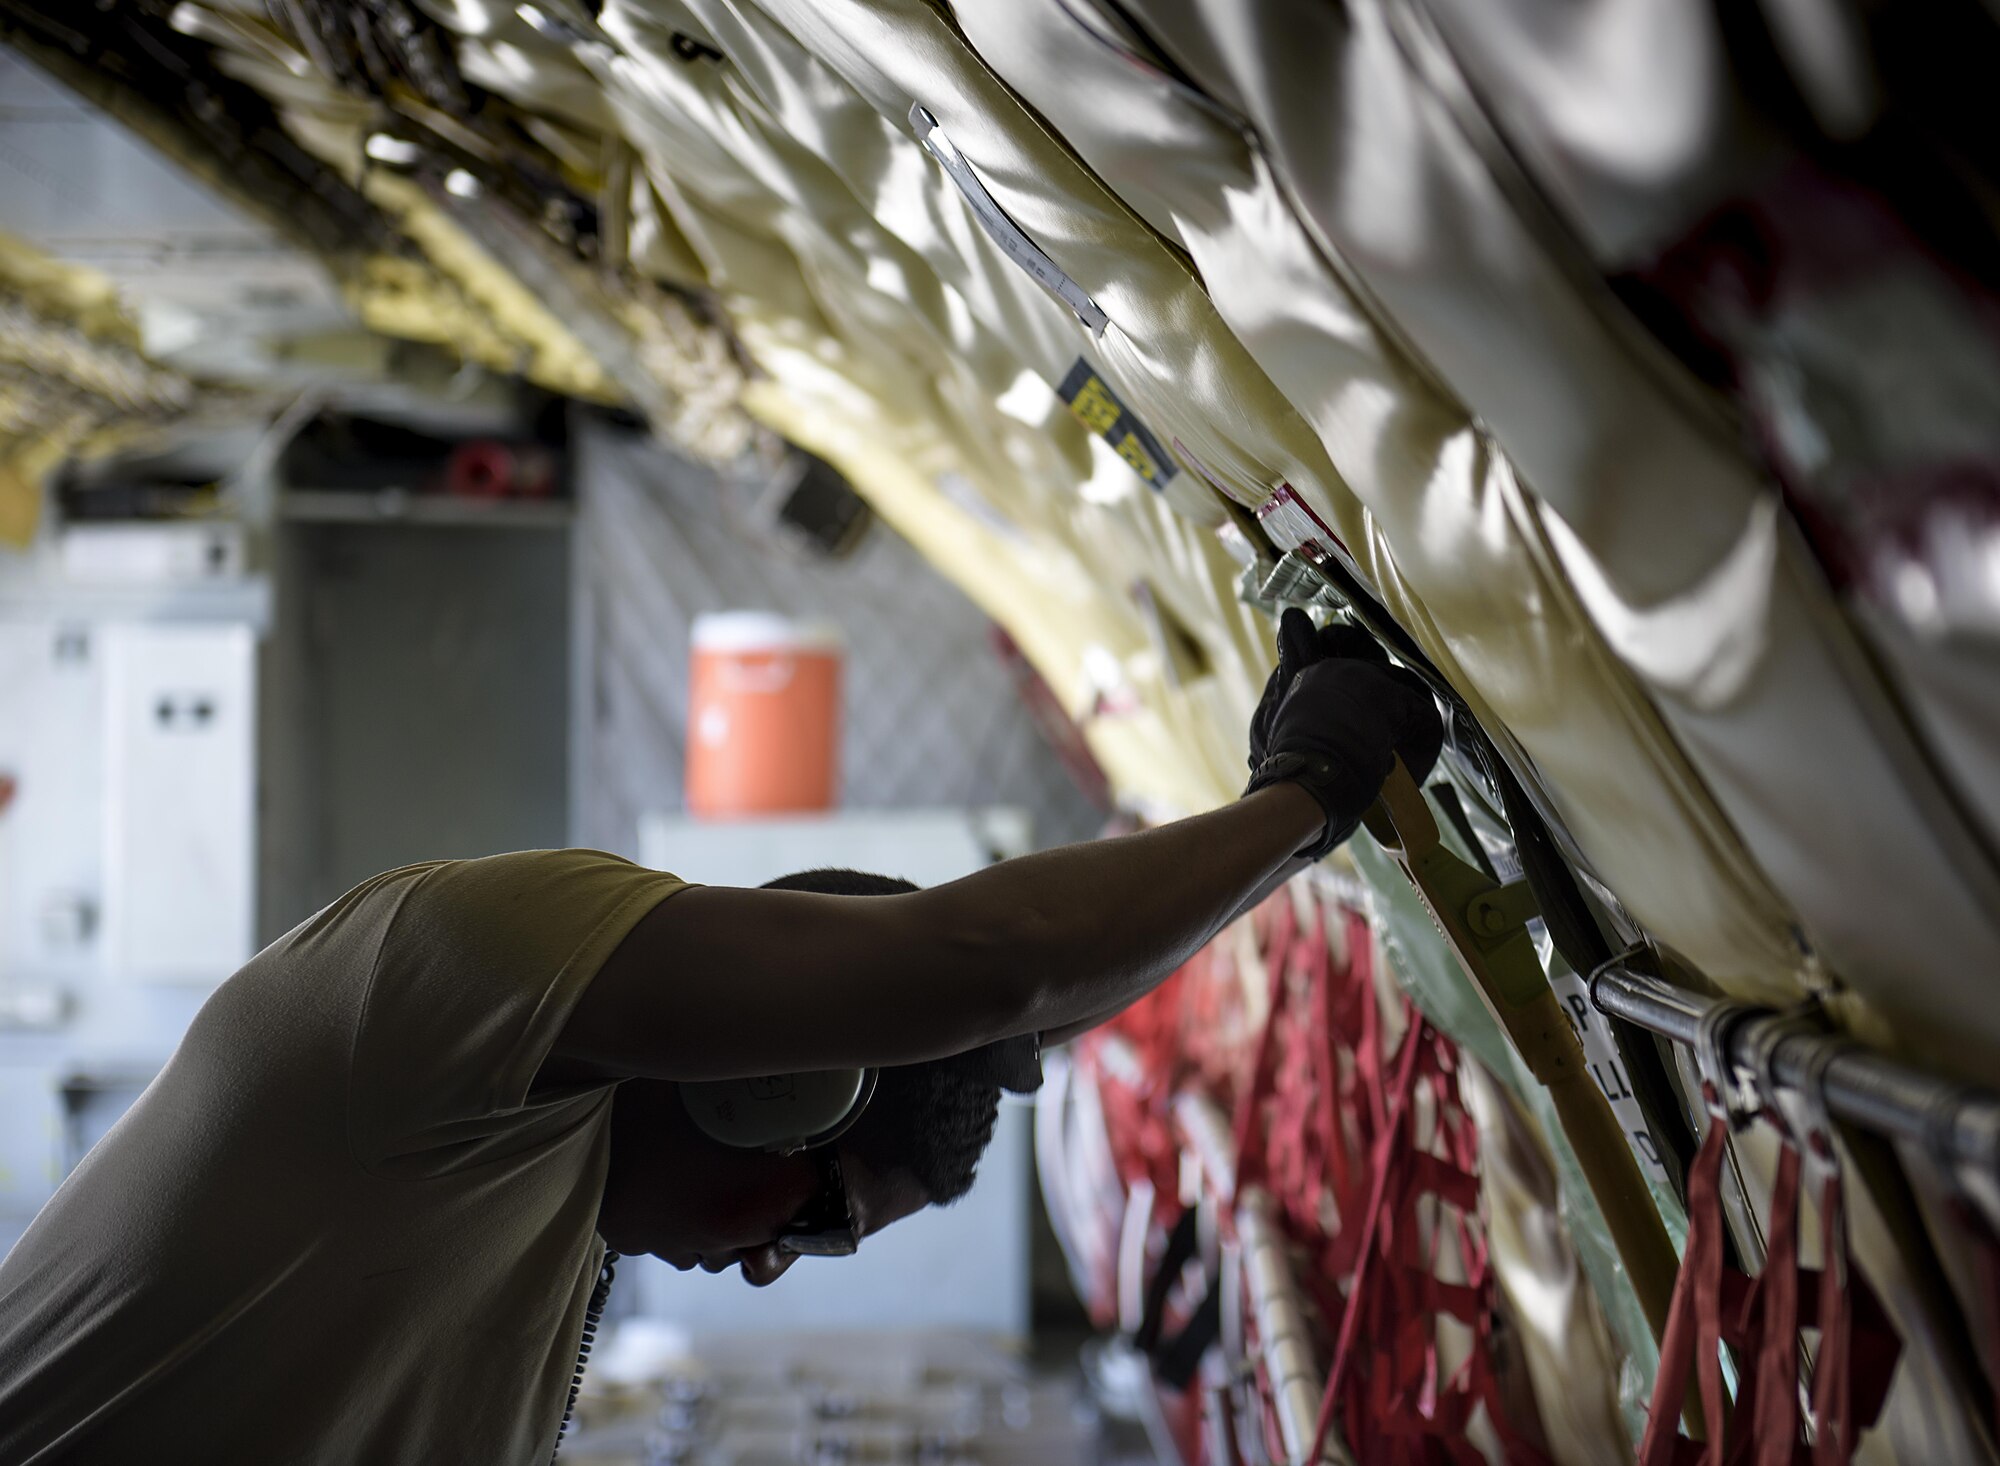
[{"x1": 1590, "y1": 965, "x2": 2000, "y2": 1183}]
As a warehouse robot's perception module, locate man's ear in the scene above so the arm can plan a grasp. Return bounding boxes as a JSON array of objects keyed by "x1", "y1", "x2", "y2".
[{"x1": 840, "y1": 1144, "x2": 934, "y2": 1240}]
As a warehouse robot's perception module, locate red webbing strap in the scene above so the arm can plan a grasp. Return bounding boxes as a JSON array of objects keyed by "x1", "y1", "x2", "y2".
[
  {"x1": 1638, "y1": 1109, "x2": 1903, "y2": 1466},
  {"x1": 1304, "y1": 913, "x2": 1357, "y2": 1214},
  {"x1": 1812, "y1": 1168, "x2": 1852, "y2": 1466},
  {"x1": 1272, "y1": 912, "x2": 1331, "y2": 1235},
  {"x1": 1095, "y1": 1051, "x2": 1177, "y2": 1203},
  {"x1": 1334, "y1": 910, "x2": 1381, "y2": 1221},
  {"x1": 1639, "y1": 1116, "x2": 1733, "y2": 1466},
  {"x1": 1808, "y1": 1168, "x2": 1901, "y2": 1466},
  {"x1": 1752, "y1": 1144, "x2": 1804, "y2": 1466},
  {"x1": 1230, "y1": 898, "x2": 1298, "y2": 1203},
  {"x1": 1384, "y1": 1067, "x2": 1547, "y2": 1464},
  {"x1": 1196, "y1": 894, "x2": 1544, "y2": 1461},
  {"x1": 1746, "y1": 1143, "x2": 1899, "y2": 1466},
  {"x1": 1319, "y1": 940, "x2": 1390, "y2": 1284},
  {"x1": 1311, "y1": 1014, "x2": 1429, "y2": 1466},
  {"x1": 1351, "y1": 915, "x2": 1389, "y2": 1145},
  {"x1": 1344, "y1": 1032, "x2": 1544, "y2": 1456},
  {"x1": 1405, "y1": 1148, "x2": 1485, "y2": 1218},
  {"x1": 1692, "y1": 1124, "x2": 1733, "y2": 1466},
  {"x1": 1721, "y1": 1277, "x2": 1777, "y2": 1466},
  {"x1": 1949, "y1": 1197, "x2": 2000, "y2": 1457}
]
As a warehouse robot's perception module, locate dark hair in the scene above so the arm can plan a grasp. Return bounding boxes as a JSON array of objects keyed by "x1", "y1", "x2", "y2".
[
  {"x1": 760, "y1": 868, "x2": 1002, "y2": 1206},
  {"x1": 761, "y1": 868, "x2": 919, "y2": 899}
]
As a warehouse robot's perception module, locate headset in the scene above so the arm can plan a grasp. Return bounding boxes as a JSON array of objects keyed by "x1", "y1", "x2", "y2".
[
  {"x1": 569, "y1": 1038, "x2": 1041, "y2": 1461},
  {"x1": 679, "y1": 1033, "x2": 1044, "y2": 1154}
]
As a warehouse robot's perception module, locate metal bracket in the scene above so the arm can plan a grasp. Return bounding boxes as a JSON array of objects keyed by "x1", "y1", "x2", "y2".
[
  {"x1": 1694, "y1": 998, "x2": 1760, "y2": 1127},
  {"x1": 1463, "y1": 878, "x2": 1538, "y2": 943},
  {"x1": 1363, "y1": 759, "x2": 1681, "y2": 1347},
  {"x1": 1363, "y1": 763, "x2": 1556, "y2": 1022},
  {"x1": 1235, "y1": 560, "x2": 1284, "y2": 616},
  {"x1": 1255, "y1": 549, "x2": 1350, "y2": 616}
]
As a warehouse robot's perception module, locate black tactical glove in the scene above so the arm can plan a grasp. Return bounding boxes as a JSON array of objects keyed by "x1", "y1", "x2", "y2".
[
  {"x1": 1247, "y1": 608, "x2": 1390, "y2": 775},
  {"x1": 1245, "y1": 656, "x2": 1444, "y2": 859}
]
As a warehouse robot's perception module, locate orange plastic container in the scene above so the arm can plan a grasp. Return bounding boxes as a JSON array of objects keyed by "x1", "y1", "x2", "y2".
[{"x1": 686, "y1": 612, "x2": 844, "y2": 818}]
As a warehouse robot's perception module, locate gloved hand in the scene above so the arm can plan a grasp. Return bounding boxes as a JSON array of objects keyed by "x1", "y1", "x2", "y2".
[
  {"x1": 1246, "y1": 654, "x2": 1444, "y2": 859},
  {"x1": 1247, "y1": 608, "x2": 1390, "y2": 776}
]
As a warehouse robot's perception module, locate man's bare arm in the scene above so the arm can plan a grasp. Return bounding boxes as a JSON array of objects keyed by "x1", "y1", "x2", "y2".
[
  {"x1": 551, "y1": 784, "x2": 1324, "y2": 1083},
  {"x1": 1037, "y1": 852, "x2": 1310, "y2": 1048}
]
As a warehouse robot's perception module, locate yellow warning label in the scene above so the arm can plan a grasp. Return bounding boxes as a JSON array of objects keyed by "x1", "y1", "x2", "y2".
[
  {"x1": 1068, "y1": 375, "x2": 1124, "y2": 435},
  {"x1": 1116, "y1": 432, "x2": 1161, "y2": 482},
  {"x1": 1055, "y1": 358, "x2": 1178, "y2": 488}
]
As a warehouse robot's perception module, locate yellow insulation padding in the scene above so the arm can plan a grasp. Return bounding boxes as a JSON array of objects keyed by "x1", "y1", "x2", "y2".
[{"x1": 0, "y1": 231, "x2": 195, "y2": 545}]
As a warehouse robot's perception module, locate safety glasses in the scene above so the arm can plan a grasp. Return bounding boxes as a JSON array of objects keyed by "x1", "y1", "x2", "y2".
[{"x1": 775, "y1": 1146, "x2": 859, "y2": 1257}]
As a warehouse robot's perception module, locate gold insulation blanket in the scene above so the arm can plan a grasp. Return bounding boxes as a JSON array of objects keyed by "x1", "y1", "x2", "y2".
[{"x1": 0, "y1": 232, "x2": 195, "y2": 544}]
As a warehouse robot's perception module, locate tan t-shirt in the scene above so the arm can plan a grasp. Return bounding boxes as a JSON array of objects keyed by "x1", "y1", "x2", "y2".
[{"x1": 0, "y1": 850, "x2": 688, "y2": 1465}]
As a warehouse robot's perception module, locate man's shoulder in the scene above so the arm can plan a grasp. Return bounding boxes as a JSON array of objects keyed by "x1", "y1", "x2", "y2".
[{"x1": 308, "y1": 852, "x2": 649, "y2": 936}]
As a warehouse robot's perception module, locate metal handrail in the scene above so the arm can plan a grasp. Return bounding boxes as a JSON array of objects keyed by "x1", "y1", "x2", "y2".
[{"x1": 1590, "y1": 964, "x2": 2000, "y2": 1205}]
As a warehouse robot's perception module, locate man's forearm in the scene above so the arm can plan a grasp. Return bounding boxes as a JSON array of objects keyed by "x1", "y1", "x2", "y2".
[
  {"x1": 1224, "y1": 854, "x2": 1312, "y2": 930},
  {"x1": 926, "y1": 784, "x2": 1324, "y2": 1043},
  {"x1": 1038, "y1": 850, "x2": 1311, "y2": 1047}
]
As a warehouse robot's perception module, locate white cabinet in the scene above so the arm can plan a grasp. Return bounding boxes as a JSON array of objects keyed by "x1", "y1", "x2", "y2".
[
  {"x1": 0, "y1": 623, "x2": 104, "y2": 1010},
  {"x1": 101, "y1": 624, "x2": 255, "y2": 983},
  {"x1": 0, "y1": 1067, "x2": 61, "y2": 1224}
]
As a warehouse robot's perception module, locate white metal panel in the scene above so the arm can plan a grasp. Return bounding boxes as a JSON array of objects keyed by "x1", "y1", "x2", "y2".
[
  {"x1": 637, "y1": 808, "x2": 1032, "y2": 888},
  {"x1": 102, "y1": 624, "x2": 256, "y2": 983},
  {"x1": 0, "y1": 1067, "x2": 62, "y2": 1220},
  {"x1": 0, "y1": 622, "x2": 104, "y2": 1006},
  {"x1": 58, "y1": 523, "x2": 248, "y2": 584}
]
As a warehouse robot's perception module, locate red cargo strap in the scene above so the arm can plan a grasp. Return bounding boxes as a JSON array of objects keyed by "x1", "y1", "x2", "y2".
[
  {"x1": 1950, "y1": 1197, "x2": 2000, "y2": 1453},
  {"x1": 1314, "y1": 1009, "x2": 1429, "y2": 1462},
  {"x1": 1638, "y1": 1101, "x2": 1901, "y2": 1466},
  {"x1": 1752, "y1": 1143, "x2": 1804, "y2": 1466},
  {"x1": 1810, "y1": 1164, "x2": 1902, "y2": 1464},
  {"x1": 1639, "y1": 1107, "x2": 1732, "y2": 1466},
  {"x1": 1230, "y1": 897, "x2": 1299, "y2": 1204},
  {"x1": 1812, "y1": 1166, "x2": 1853, "y2": 1466},
  {"x1": 1188, "y1": 888, "x2": 1549, "y2": 1461},
  {"x1": 1315, "y1": 1011, "x2": 1551, "y2": 1466}
]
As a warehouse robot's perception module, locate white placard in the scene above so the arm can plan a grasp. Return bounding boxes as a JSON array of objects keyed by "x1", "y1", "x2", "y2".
[{"x1": 1548, "y1": 959, "x2": 1674, "y2": 1187}]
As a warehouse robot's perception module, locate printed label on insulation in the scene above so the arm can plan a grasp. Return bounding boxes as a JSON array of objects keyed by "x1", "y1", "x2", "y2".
[
  {"x1": 1057, "y1": 359, "x2": 1178, "y2": 487},
  {"x1": 1547, "y1": 966, "x2": 1675, "y2": 1189}
]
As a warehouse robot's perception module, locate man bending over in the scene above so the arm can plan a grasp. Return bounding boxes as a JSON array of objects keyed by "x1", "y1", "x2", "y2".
[{"x1": 0, "y1": 614, "x2": 1439, "y2": 1463}]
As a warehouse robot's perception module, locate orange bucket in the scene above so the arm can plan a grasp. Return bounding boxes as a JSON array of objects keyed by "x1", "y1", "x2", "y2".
[{"x1": 686, "y1": 612, "x2": 844, "y2": 818}]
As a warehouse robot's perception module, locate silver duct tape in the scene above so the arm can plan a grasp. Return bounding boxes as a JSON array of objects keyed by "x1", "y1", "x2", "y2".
[
  {"x1": 1235, "y1": 1188, "x2": 1352, "y2": 1465},
  {"x1": 1220, "y1": 1234, "x2": 1246, "y2": 1367},
  {"x1": 1202, "y1": 1380, "x2": 1237, "y2": 1466},
  {"x1": 1265, "y1": 1332, "x2": 1318, "y2": 1388},
  {"x1": 1279, "y1": 1377, "x2": 1332, "y2": 1461},
  {"x1": 1173, "y1": 1091, "x2": 1238, "y2": 1198},
  {"x1": 1116, "y1": 1179, "x2": 1157, "y2": 1335}
]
